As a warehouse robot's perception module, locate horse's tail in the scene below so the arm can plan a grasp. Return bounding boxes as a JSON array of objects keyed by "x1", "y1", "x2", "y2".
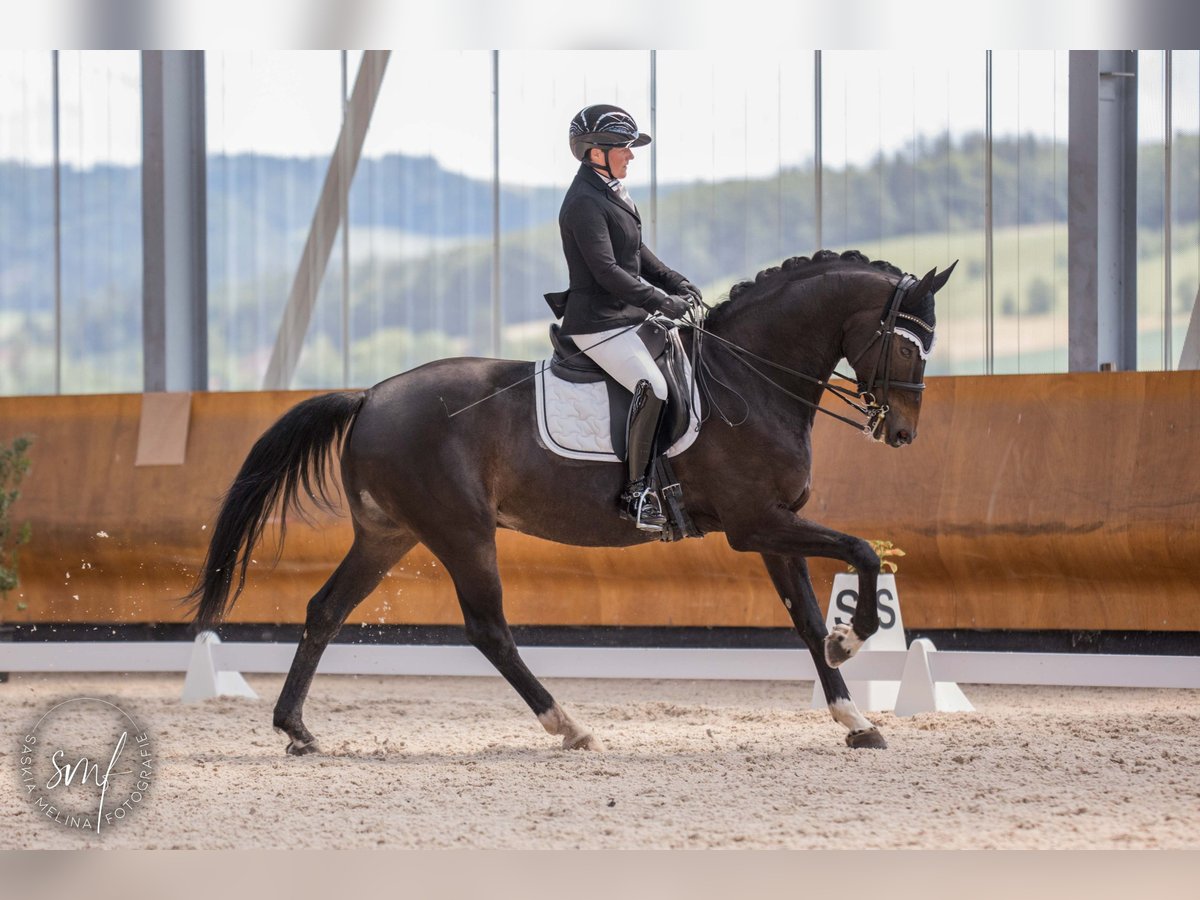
[{"x1": 185, "y1": 390, "x2": 367, "y2": 632}]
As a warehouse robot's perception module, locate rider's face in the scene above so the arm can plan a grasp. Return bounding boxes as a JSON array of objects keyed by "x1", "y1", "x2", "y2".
[{"x1": 591, "y1": 146, "x2": 634, "y2": 179}]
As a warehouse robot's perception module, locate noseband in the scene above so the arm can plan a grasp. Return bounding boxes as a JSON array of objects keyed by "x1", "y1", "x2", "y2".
[{"x1": 847, "y1": 274, "x2": 932, "y2": 438}]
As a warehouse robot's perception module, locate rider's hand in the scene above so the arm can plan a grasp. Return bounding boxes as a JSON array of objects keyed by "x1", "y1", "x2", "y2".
[
  {"x1": 655, "y1": 293, "x2": 694, "y2": 320},
  {"x1": 677, "y1": 279, "x2": 703, "y2": 302}
]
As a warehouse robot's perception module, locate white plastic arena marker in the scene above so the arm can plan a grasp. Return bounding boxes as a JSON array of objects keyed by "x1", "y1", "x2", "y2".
[
  {"x1": 893, "y1": 638, "x2": 974, "y2": 716},
  {"x1": 811, "y1": 573, "x2": 907, "y2": 712},
  {"x1": 181, "y1": 631, "x2": 258, "y2": 703}
]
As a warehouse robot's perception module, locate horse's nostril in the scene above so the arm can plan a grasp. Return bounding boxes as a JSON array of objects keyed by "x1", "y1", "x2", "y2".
[{"x1": 896, "y1": 429, "x2": 911, "y2": 444}]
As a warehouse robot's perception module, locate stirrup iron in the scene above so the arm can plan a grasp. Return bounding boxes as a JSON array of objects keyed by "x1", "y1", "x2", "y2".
[
  {"x1": 633, "y1": 486, "x2": 666, "y2": 533},
  {"x1": 621, "y1": 478, "x2": 666, "y2": 532}
]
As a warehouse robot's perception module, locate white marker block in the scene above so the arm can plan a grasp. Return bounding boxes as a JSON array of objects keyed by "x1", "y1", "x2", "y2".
[
  {"x1": 894, "y1": 638, "x2": 975, "y2": 716},
  {"x1": 181, "y1": 631, "x2": 258, "y2": 703}
]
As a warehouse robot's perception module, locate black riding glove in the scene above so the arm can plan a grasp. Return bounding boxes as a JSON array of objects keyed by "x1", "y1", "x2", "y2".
[
  {"x1": 677, "y1": 279, "x2": 703, "y2": 302},
  {"x1": 655, "y1": 294, "x2": 694, "y2": 320}
]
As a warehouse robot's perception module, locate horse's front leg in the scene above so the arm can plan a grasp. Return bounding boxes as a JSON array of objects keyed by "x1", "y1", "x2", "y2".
[
  {"x1": 727, "y1": 511, "x2": 881, "y2": 666},
  {"x1": 761, "y1": 553, "x2": 886, "y2": 749}
]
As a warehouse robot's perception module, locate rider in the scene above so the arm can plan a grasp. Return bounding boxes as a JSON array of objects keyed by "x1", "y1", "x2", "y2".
[{"x1": 553, "y1": 103, "x2": 702, "y2": 532}]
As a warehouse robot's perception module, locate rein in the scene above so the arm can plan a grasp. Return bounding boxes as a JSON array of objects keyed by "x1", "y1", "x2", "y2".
[
  {"x1": 445, "y1": 274, "x2": 930, "y2": 439},
  {"x1": 687, "y1": 274, "x2": 925, "y2": 438}
]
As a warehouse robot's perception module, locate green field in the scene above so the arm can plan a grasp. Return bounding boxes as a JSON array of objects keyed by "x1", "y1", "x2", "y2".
[{"x1": 694, "y1": 220, "x2": 1199, "y2": 376}]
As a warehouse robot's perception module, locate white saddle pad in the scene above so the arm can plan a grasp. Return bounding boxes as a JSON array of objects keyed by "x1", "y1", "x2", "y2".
[{"x1": 534, "y1": 358, "x2": 702, "y2": 463}]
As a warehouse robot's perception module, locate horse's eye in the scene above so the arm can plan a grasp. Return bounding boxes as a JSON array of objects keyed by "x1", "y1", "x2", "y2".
[{"x1": 899, "y1": 345, "x2": 913, "y2": 359}]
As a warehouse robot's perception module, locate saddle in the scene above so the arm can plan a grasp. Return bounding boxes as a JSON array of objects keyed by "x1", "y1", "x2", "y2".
[
  {"x1": 534, "y1": 319, "x2": 704, "y2": 542},
  {"x1": 545, "y1": 319, "x2": 693, "y2": 460}
]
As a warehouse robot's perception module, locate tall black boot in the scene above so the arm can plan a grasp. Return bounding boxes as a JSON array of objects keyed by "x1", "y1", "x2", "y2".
[{"x1": 620, "y1": 380, "x2": 667, "y2": 531}]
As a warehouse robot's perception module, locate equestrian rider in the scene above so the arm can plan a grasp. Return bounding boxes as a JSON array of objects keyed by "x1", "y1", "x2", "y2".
[{"x1": 554, "y1": 104, "x2": 701, "y2": 531}]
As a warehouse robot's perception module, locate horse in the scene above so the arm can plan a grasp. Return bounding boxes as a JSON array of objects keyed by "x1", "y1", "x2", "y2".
[{"x1": 186, "y1": 248, "x2": 955, "y2": 755}]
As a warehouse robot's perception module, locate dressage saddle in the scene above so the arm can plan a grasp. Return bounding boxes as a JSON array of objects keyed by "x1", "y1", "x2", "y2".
[{"x1": 546, "y1": 319, "x2": 693, "y2": 461}]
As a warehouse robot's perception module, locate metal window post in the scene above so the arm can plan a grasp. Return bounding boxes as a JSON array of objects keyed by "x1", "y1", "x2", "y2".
[
  {"x1": 1067, "y1": 50, "x2": 1139, "y2": 372},
  {"x1": 985, "y1": 51, "x2": 994, "y2": 375},
  {"x1": 814, "y1": 50, "x2": 822, "y2": 253},
  {"x1": 141, "y1": 50, "x2": 208, "y2": 392},
  {"x1": 52, "y1": 50, "x2": 62, "y2": 394},
  {"x1": 1164, "y1": 51, "x2": 1173, "y2": 370},
  {"x1": 650, "y1": 50, "x2": 658, "y2": 250},
  {"x1": 492, "y1": 50, "x2": 501, "y2": 359},
  {"x1": 341, "y1": 51, "x2": 351, "y2": 387}
]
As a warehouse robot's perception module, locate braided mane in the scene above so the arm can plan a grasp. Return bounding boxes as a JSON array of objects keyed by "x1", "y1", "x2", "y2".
[{"x1": 706, "y1": 249, "x2": 904, "y2": 327}]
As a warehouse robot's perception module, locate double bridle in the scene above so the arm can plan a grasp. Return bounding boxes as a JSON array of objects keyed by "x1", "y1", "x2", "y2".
[
  {"x1": 688, "y1": 274, "x2": 932, "y2": 438},
  {"x1": 845, "y1": 273, "x2": 929, "y2": 433}
]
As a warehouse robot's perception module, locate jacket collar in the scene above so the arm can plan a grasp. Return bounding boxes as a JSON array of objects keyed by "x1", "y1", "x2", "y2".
[{"x1": 576, "y1": 163, "x2": 640, "y2": 223}]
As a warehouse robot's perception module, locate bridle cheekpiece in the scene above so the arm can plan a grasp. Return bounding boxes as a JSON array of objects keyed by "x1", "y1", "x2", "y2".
[{"x1": 847, "y1": 274, "x2": 935, "y2": 439}]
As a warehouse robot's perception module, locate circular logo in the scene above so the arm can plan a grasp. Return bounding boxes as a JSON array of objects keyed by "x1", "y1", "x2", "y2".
[{"x1": 18, "y1": 697, "x2": 154, "y2": 834}]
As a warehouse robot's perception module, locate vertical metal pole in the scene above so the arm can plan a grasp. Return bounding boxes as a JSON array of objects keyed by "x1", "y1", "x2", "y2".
[
  {"x1": 1067, "y1": 51, "x2": 1139, "y2": 373},
  {"x1": 814, "y1": 50, "x2": 822, "y2": 252},
  {"x1": 140, "y1": 51, "x2": 209, "y2": 393},
  {"x1": 491, "y1": 50, "x2": 501, "y2": 358},
  {"x1": 1164, "y1": 51, "x2": 1173, "y2": 370},
  {"x1": 985, "y1": 50, "x2": 995, "y2": 375},
  {"x1": 649, "y1": 50, "x2": 657, "y2": 250},
  {"x1": 341, "y1": 51, "x2": 351, "y2": 386},
  {"x1": 52, "y1": 51, "x2": 62, "y2": 394},
  {"x1": 190, "y1": 52, "x2": 209, "y2": 390}
]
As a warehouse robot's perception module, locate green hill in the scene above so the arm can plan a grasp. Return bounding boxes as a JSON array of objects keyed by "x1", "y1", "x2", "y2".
[{"x1": 2, "y1": 132, "x2": 1198, "y2": 392}]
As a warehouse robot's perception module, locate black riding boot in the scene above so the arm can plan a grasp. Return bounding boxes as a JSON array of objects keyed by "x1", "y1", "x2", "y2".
[{"x1": 620, "y1": 380, "x2": 668, "y2": 531}]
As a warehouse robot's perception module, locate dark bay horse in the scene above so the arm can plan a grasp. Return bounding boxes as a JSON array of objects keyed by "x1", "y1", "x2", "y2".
[{"x1": 187, "y1": 249, "x2": 955, "y2": 754}]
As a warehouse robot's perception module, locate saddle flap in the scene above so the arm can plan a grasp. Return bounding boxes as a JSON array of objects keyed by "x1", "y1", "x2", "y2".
[{"x1": 539, "y1": 321, "x2": 697, "y2": 461}]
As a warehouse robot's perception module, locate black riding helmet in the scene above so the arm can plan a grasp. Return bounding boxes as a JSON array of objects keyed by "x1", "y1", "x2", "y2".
[{"x1": 569, "y1": 104, "x2": 651, "y2": 178}]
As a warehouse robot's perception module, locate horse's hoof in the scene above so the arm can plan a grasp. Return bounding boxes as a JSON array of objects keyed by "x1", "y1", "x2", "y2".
[
  {"x1": 824, "y1": 624, "x2": 862, "y2": 667},
  {"x1": 563, "y1": 732, "x2": 604, "y2": 751},
  {"x1": 286, "y1": 738, "x2": 319, "y2": 756},
  {"x1": 845, "y1": 727, "x2": 887, "y2": 750}
]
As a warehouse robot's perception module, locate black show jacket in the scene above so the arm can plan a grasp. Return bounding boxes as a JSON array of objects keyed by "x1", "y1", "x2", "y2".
[{"x1": 554, "y1": 164, "x2": 687, "y2": 336}]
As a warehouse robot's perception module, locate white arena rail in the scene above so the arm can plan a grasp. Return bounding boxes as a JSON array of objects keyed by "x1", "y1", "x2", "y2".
[{"x1": 2, "y1": 637, "x2": 1199, "y2": 690}]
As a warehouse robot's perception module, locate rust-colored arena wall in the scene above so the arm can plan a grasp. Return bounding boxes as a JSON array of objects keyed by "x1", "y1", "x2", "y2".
[{"x1": 2, "y1": 371, "x2": 1198, "y2": 630}]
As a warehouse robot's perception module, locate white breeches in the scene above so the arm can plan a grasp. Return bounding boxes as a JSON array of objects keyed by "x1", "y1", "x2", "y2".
[{"x1": 574, "y1": 325, "x2": 669, "y2": 401}]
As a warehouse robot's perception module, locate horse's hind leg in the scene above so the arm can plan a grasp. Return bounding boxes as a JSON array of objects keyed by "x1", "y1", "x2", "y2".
[
  {"x1": 426, "y1": 530, "x2": 601, "y2": 751},
  {"x1": 761, "y1": 554, "x2": 887, "y2": 749},
  {"x1": 273, "y1": 532, "x2": 416, "y2": 755}
]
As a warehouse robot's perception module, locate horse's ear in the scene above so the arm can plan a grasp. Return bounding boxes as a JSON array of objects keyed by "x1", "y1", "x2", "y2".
[
  {"x1": 932, "y1": 260, "x2": 958, "y2": 294},
  {"x1": 908, "y1": 267, "x2": 938, "y2": 301}
]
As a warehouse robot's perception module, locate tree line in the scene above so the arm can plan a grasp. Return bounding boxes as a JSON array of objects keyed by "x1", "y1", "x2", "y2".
[{"x1": 1, "y1": 131, "x2": 1196, "y2": 389}]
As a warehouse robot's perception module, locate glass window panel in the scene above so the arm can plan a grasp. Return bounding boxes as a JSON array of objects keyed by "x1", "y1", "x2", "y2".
[
  {"x1": 1169, "y1": 51, "x2": 1199, "y2": 369},
  {"x1": 822, "y1": 51, "x2": 988, "y2": 375},
  {"x1": 348, "y1": 50, "x2": 494, "y2": 385},
  {"x1": 57, "y1": 50, "x2": 143, "y2": 394},
  {"x1": 1137, "y1": 51, "x2": 1169, "y2": 371},
  {"x1": 989, "y1": 50, "x2": 1069, "y2": 374},
  {"x1": 497, "y1": 51, "x2": 649, "y2": 360},
  {"x1": 206, "y1": 51, "x2": 342, "y2": 390},
  {"x1": 656, "y1": 50, "x2": 816, "y2": 306},
  {"x1": 292, "y1": 220, "x2": 347, "y2": 390},
  {"x1": 0, "y1": 52, "x2": 55, "y2": 396}
]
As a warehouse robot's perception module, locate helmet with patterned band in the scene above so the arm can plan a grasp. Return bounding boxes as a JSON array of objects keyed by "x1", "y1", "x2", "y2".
[{"x1": 568, "y1": 104, "x2": 652, "y2": 162}]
